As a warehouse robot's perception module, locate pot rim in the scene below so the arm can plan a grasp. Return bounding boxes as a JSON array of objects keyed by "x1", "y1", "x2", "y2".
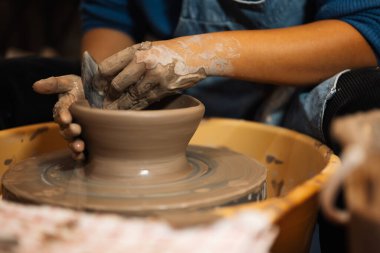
[{"x1": 70, "y1": 95, "x2": 205, "y2": 118}]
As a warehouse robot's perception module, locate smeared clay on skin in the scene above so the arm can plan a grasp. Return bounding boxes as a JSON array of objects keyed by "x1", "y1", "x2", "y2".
[
  {"x1": 135, "y1": 45, "x2": 203, "y2": 76},
  {"x1": 52, "y1": 76, "x2": 85, "y2": 123},
  {"x1": 199, "y1": 51, "x2": 216, "y2": 60},
  {"x1": 101, "y1": 42, "x2": 207, "y2": 110},
  {"x1": 178, "y1": 34, "x2": 241, "y2": 75},
  {"x1": 185, "y1": 34, "x2": 203, "y2": 44},
  {"x1": 106, "y1": 62, "x2": 206, "y2": 110},
  {"x1": 176, "y1": 35, "x2": 203, "y2": 49},
  {"x1": 135, "y1": 34, "x2": 241, "y2": 77}
]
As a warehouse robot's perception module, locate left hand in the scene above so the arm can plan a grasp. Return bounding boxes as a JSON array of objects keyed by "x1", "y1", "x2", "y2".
[{"x1": 33, "y1": 75, "x2": 86, "y2": 160}]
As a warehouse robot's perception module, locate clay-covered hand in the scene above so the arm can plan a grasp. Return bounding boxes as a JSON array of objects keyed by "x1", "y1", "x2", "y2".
[
  {"x1": 98, "y1": 41, "x2": 207, "y2": 110},
  {"x1": 33, "y1": 75, "x2": 85, "y2": 160}
]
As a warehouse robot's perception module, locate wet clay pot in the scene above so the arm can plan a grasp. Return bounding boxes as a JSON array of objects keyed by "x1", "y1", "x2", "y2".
[{"x1": 70, "y1": 94, "x2": 205, "y2": 182}]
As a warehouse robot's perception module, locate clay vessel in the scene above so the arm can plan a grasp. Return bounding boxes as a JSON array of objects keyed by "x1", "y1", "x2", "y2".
[{"x1": 70, "y1": 94, "x2": 205, "y2": 182}]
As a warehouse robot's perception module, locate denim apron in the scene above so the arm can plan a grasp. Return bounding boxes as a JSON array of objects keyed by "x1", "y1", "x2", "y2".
[{"x1": 173, "y1": 0, "x2": 344, "y2": 143}]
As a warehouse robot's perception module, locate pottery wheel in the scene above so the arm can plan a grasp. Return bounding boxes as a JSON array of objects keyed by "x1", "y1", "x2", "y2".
[{"x1": 2, "y1": 145, "x2": 266, "y2": 215}]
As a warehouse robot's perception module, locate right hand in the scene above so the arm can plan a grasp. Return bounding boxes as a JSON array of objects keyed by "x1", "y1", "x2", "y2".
[
  {"x1": 99, "y1": 41, "x2": 207, "y2": 110},
  {"x1": 33, "y1": 75, "x2": 86, "y2": 160}
]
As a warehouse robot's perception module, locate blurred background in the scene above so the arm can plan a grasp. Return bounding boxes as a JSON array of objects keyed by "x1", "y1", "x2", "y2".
[{"x1": 0, "y1": 0, "x2": 81, "y2": 61}]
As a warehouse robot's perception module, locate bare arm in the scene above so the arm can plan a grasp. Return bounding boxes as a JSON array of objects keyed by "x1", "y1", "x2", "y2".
[
  {"x1": 81, "y1": 28, "x2": 136, "y2": 62},
  {"x1": 157, "y1": 19, "x2": 377, "y2": 86}
]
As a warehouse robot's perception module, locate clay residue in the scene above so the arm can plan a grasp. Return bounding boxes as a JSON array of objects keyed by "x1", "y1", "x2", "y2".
[
  {"x1": 0, "y1": 236, "x2": 18, "y2": 252},
  {"x1": 135, "y1": 34, "x2": 240, "y2": 77},
  {"x1": 271, "y1": 179, "x2": 284, "y2": 196},
  {"x1": 29, "y1": 127, "x2": 49, "y2": 141},
  {"x1": 265, "y1": 155, "x2": 283, "y2": 165},
  {"x1": 2, "y1": 144, "x2": 266, "y2": 215},
  {"x1": 3, "y1": 159, "x2": 13, "y2": 166},
  {"x1": 135, "y1": 44, "x2": 209, "y2": 76}
]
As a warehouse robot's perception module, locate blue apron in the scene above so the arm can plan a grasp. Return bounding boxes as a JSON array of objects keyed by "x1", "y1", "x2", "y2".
[{"x1": 173, "y1": 0, "x2": 346, "y2": 143}]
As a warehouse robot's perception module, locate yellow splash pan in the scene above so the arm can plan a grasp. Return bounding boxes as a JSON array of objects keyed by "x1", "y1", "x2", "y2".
[{"x1": 0, "y1": 119, "x2": 339, "y2": 253}]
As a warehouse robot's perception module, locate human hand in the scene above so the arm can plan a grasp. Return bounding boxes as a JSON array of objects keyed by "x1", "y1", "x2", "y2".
[
  {"x1": 98, "y1": 41, "x2": 207, "y2": 110},
  {"x1": 33, "y1": 75, "x2": 86, "y2": 160}
]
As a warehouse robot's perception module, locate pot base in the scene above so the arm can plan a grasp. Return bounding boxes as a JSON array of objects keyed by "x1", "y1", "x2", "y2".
[{"x1": 2, "y1": 145, "x2": 266, "y2": 215}]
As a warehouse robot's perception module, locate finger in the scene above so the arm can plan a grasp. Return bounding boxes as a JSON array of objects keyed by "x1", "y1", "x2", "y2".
[
  {"x1": 98, "y1": 45, "x2": 139, "y2": 77},
  {"x1": 112, "y1": 93, "x2": 134, "y2": 110},
  {"x1": 69, "y1": 139, "x2": 85, "y2": 153},
  {"x1": 132, "y1": 73, "x2": 159, "y2": 96},
  {"x1": 60, "y1": 123, "x2": 82, "y2": 139},
  {"x1": 53, "y1": 94, "x2": 75, "y2": 125},
  {"x1": 54, "y1": 107, "x2": 72, "y2": 125},
  {"x1": 130, "y1": 100, "x2": 149, "y2": 110},
  {"x1": 131, "y1": 89, "x2": 172, "y2": 110},
  {"x1": 111, "y1": 62, "x2": 146, "y2": 94},
  {"x1": 116, "y1": 75, "x2": 158, "y2": 110},
  {"x1": 103, "y1": 97, "x2": 119, "y2": 110},
  {"x1": 33, "y1": 75, "x2": 80, "y2": 94},
  {"x1": 71, "y1": 152, "x2": 85, "y2": 161}
]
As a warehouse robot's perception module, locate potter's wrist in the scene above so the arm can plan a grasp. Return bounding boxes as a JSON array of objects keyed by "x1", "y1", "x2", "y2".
[
  {"x1": 148, "y1": 39, "x2": 210, "y2": 77},
  {"x1": 171, "y1": 35, "x2": 238, "y2": 77}
]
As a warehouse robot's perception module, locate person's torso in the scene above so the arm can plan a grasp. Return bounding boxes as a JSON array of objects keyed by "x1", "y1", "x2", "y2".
[{"x1": 174, "y1": 0, "x2": 315, "y2": 36}]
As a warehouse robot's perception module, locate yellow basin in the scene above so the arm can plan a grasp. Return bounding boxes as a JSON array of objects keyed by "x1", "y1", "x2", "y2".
[{"x1": 0, "y1": 119, "x2": 339, "y2": 253}]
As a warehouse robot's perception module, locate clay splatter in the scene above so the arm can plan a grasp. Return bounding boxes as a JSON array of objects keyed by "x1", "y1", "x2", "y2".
[
  {"x1": 3, "y1": 159, "x2": 13, "y2": 166},
  {"x1": 29, "y1": 127, "x2": 49, "y2": 141},
  {"x1": 271, "y1": 179, "x2": 284, "y2": 196},
  {"x1": 266, "y1": 155, "x2": 283, "y2": 165}
]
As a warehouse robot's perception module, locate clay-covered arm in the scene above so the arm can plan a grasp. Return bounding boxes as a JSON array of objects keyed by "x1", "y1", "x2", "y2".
[
  {"x1": 157, "y1": 20, "x2": 376, "y2": 86},
  {"x1": 101, "y1": 19, "x2": 376, "y2": 110}
]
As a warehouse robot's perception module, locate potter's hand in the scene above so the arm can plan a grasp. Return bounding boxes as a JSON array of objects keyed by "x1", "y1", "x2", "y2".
[
  {"x1": 33, "y1": 75, "x2": 85, "y2": 160},
  {"x1": 99, "y1": 41, "x2": 207, "y2": 110}
]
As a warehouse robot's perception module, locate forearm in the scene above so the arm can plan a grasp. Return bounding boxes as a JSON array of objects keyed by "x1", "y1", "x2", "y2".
[
  {"x1": 231, "y1": 20, "x2": 377, "y2": 85},
  {"x1": 81, "y1": 28, "x2": 136, "y2": 62},
  {"x1": 160, "y1": 20, "x2": 377, "y2": 86}
]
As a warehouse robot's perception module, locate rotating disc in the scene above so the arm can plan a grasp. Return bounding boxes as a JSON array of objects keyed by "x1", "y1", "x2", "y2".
[{"x1": 2, "y1": 146, "x2": 266, "y2": 214}]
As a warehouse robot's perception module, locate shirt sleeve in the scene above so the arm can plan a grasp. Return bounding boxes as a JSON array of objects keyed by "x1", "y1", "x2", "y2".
[
  {"x1": 80, "y1": 0, "x2": 146, "y2": 42},
  {"x1": 315, "y1": 0, "x2": 380, "y2": 64}
]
